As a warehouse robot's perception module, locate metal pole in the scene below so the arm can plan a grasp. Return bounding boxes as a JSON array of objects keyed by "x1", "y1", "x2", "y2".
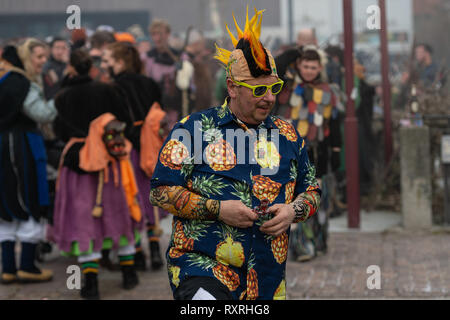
[
  {"x1": 343, "y1": 0, "x2": 360, "y2": 228},
  {"x1": 443, "y1": 127, "x2": 450, "y2": 225},
  {"x1": 379, "y1": 0, "x2": 393, "y2": 165},
  {"x1": 288, "y1": 0, "x2": 294, "y2": 44},
  {"x1": 444, "y1": 163, "x2": 450, "y2": 225}
]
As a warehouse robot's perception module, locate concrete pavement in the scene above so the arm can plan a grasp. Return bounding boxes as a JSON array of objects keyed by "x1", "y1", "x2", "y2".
[{"x1": 1, "y1": 212, "x2": 450, "y2": 300}]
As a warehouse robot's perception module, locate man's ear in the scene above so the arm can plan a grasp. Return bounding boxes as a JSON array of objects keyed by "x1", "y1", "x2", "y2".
[{"x1": 227, "y1": 78, "x2": 238, "y2": 99}]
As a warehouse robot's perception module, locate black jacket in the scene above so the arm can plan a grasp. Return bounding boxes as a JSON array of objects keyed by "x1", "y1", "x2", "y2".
[
  {"x1": 0, "y1": 71, "x2": 46, "y2": 221},
  {"x1": 0, "y1": 72, "x2": 32, "y2": 132},
  {"x1": 112, "y1": 71, "x2": 161, "y2": 150},
  {"x1": 54, "y1": 75, "x2": 132, "y2": 172}
]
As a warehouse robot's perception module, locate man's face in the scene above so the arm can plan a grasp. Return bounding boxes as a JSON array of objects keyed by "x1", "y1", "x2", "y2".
[
  {"x1": 101, "y1": 49, "x2": 123, "y2": 76},
  {"x1": 296, "y1": 29, "x2": 317, "y2": 47},
  {"x1": 297, "y1": 59, "x2": 322, "y2": 82},
  {"x1": 102, "y1": 120, "x2": 127, "y2": 158},
  {"x1": 228, "y1": 75, "x2": 279, "y2": 125},
  {"x1": 150, "y1": 27, "x2": 170, "y2": 52},
  {"x1": 137, "y1": 40, "x2": 151, "y2": 56},
  {"x1": 415, "y1": 46, "x2": 426, "y2": 64},
  {"x1": 51, "y1": 40, "x2": 68, "y2": 62}
]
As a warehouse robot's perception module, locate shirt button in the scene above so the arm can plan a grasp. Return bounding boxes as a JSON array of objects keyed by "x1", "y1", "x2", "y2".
[{"x1": 253, "y1": 235, "x2": 256, "y2": 238}]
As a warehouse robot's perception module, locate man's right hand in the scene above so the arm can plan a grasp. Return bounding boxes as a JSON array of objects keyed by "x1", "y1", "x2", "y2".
[{"x1": 218, "y1": 200, "x2": 258, "y2": 229}]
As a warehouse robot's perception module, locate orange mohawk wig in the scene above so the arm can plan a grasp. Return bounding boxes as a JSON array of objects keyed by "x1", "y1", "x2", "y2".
[{"x1": 215, "y1": 6, "x2": 275, "y2": 79}]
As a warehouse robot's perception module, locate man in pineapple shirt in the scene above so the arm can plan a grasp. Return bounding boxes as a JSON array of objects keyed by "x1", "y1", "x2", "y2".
[{"x1": 150, "y1": 8, "x2": 321, "y2": 300}]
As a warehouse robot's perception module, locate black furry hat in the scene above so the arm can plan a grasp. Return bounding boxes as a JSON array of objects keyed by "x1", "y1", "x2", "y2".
[{"x1": 1, "y1": 45, "x2": 24, "y2": 69}]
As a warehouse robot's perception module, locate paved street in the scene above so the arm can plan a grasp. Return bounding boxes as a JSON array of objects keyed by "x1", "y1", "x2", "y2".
[
  {"x1": 1, "y1": 213, "x2": 450, "y2": 300},
  {"x1": 286, "y1": 229, "x2": 450, "y2": 299}
]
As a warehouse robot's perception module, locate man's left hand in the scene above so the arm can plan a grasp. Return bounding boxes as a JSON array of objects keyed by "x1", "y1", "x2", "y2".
[{"x1": 259, "y1": 204, "x2": 295, "y2": 237}]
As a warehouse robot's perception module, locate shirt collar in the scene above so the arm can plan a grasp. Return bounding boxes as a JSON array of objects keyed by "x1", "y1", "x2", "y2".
[{"x1": 216, "y1": 98, "x2": 275, "y2": 130}]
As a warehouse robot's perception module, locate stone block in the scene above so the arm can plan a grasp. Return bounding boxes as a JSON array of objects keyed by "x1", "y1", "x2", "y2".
[{"x1": 400, "y1": 126, "x2": 433, "y2": 229}]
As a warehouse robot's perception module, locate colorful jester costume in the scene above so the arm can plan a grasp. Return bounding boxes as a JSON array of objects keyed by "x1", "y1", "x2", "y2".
[
  {"x1": 281, "y1": 48, "x2": 343, "y2": 260},
  {"x1": 150, "y1": 7, "x2": 321, "y2": 300},
  {"x1": 288, "y1": 73, "x2": 342, "y2": 178}
]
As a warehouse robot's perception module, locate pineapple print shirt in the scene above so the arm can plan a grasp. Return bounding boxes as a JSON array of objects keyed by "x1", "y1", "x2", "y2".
[{"x1": 151, "y1": 101, "x2": 321, "y2": 300}]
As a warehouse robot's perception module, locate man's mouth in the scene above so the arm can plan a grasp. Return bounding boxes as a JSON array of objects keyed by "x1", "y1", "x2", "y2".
[{"x1": 256, "y1": 105, "x2": 271, "y2": 111}]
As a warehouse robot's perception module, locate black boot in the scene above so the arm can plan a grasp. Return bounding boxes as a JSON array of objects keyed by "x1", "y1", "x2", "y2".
[
  {"x1": 99, "y1": 249, "x2": 119, "y2": 271},
  {"x1": 1, "y1": 241, "x2": 17, "y2": 284},
  {"x1": 149, "y1": 241, "x2": 163, "y2": 270},
  {"x1": 134, "y1": 250, "x2": 147, "y2": 271},
  {"x1": 121, "y1": 265, "x2": 139, "y2": 290},
  {"x1": 80, "y1": 273, "x2": 100, "y2": 300},
  {"x1": 17, "y1": 242, "x2": 53, "y2": 283}
]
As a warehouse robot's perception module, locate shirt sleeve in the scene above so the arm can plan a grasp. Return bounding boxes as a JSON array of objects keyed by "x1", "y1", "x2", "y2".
[
  {"x1": 294, "y1": 137, "x2": 321, "y2": 197},
  {"x1": 290, "y1": 135, "x2": 321, "y2": 223},
  {"x1": 150, "y1": 119, "x2": 195, "y2": 189},
  {"x1": 150, "y1": 116, "x2": 222, "y2": 220},
  {"x1": 150, "y1": 185, "x2": 220, "y2": 221},
  {"x1": 22, "y1": 82, "x2": 57, "y2": 123}
]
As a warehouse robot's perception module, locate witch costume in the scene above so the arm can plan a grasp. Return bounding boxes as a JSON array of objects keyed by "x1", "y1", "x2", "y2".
[
  {"x1": 51, "y1": 73, "x2": 142, "y2": 299},
  {"x1": 111, "y1": 71, "x2": 169, "y2": 270}
]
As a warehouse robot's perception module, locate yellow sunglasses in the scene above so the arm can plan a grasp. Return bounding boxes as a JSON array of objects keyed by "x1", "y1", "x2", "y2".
[{"x1": 232, "y1": 78, "x2": 284, "y2": 97}]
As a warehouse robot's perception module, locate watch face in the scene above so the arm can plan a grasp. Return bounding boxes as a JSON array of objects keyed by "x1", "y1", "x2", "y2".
[{"x1": 103, "y1": 120, "x2": 127, "y2": 158}]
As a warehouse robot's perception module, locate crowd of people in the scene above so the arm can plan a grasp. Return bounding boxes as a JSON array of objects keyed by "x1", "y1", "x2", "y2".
[
  {"x1": 0, "y1": 20, "x2": 184, "y2": 299},
  {"x1": 3, "y1": 9, "x2": 441, "y2": 300},
  {"x1": 0, "y1": 15, "x2": 356, "y2": 299}
]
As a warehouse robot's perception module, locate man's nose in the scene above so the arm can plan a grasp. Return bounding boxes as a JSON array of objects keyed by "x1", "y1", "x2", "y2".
[{"x1": 263, "y1": 89, "x2": 276, "y2": 103}]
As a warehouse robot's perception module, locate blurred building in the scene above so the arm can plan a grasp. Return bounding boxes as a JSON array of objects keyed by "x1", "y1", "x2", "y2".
[
  {"x1": 413, "y1": 0, "x2": 450, "y2": 70},
  {"x1": 0, "y1": 0, "x2": 280, "y2": 40}
]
